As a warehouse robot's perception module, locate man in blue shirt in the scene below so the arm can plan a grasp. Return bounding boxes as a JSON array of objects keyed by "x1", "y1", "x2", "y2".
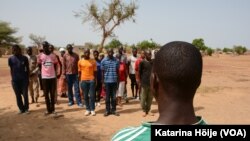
[
  {"x1": 8, "y1": 45, "x2": 30, "y2": 114},
  {"x1": 101, "y1": 48, "x2": 119, "y2": 116}
]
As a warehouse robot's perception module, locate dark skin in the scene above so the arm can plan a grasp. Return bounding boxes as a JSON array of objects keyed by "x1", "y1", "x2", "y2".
[
  {"x1": 127, "y1": 49, "x2": 137, "y2": 74},
  {"x1": 67, "y1": 46, "x2": 73, "y2": 55},
  {"x1": 99, "y1": 54, "x2": 104, "y2": 61},
  {"x1": 150, "y1": 72, "x2": 198, "y2": 125},
  {"x1": 93, "y1": 51, "x2": 99, "y2": 60},
  {"x1": 27, "y1": 47, "x2": 32, "y2": 56},
  {"x1": 118, "y1": 47, "x2": 123, "y2": 55},
  {"x1": 60, "y1": 51, "x2": 65, "y2": 57},
  {"x1": 78, "y1": 49, "x2": 97, "y2": 82}
]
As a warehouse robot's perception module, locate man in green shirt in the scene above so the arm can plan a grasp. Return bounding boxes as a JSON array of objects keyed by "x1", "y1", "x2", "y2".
[{"x1": 112, "y1": 41, "x2": 206, "y2": 141}]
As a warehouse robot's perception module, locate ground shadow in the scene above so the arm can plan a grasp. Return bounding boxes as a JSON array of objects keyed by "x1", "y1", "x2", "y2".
[
  {"x1": 0, "y1": 107, "x2": 100, "y2": 141},
  {"x1": 118, "y1": 108, "x2": 142, "y2": 114}
]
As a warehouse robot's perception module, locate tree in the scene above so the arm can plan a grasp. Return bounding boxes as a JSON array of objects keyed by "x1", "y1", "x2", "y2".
[
  {"x1": 233, "y1": 45, "x2": 247, "y2": 55},
  {"x1": 223, "y1": 47, "x2": 233, "y2": 53},
  {"x1": 136, "y1": 40, "x2": 159, "y2": 50},
  {"x1": 192, "y1": 38, "x2": 207, "y2": 51},
  {"x1": 29, "y1": 33, "x2": 46, "y2": 47},
  {"x1": 105, "y1": 39, "x2": 122, "y2": 49},
  {"x1": 75, "y1": 0, "x2": 138, "y2": 52},
  {"x1": 206, "y1": 48, "x2": 214, "y2": 56},
  {"x1": 0, "y1": 21, "x2": 21, "y2": 48}
]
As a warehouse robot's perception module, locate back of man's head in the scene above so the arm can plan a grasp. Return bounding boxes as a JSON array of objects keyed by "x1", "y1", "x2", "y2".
[{"x1": 153, "y1": 41, "x2": 202, "y2": 100}]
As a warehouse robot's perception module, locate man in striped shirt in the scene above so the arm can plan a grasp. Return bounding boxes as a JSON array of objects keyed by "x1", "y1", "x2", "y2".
[
  {"x1": 112, "y1": 41, "x2": 206, "y2": 141},
  {"x1": 101, "y1": 48, "x2": 120, "y2": 116}
]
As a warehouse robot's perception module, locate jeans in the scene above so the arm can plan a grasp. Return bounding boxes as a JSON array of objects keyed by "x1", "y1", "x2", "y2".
[
  {"x1": 95, "y1": 81, "x2": 102, "y2": 102},
  {"x1": 105, "y1": 82, "x2": 117, "y2": 113},
  {"x1": 66, "y1": 74, "x2": 81, "y2": 105},
  {"x1": 11, "y1": 79, "x2": 29, "y2": 112},
  {"x1": 81, "y1": 80, "x2": 95, "y2": 111},
  {"x1": 42, "y1": 78, "x2": 56, "y2": 113}
]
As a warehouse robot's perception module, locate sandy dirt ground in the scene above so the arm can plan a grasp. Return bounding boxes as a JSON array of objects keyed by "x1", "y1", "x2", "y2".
[{"x1": 0, "y1": 54, "x2": 250, "y2": 141}]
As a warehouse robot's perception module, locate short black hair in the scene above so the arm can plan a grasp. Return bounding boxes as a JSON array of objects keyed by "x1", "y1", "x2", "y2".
[
  {"x1": 93, "y1": 50, "x2": 99, "y2": 54},
  {"x1": 66, "y1": 44, "x2": 73, "y2": 48},
  {"x1": 153, "y1": 41, "x2": 202, "y2": 99},
  {"x1": 42, "y1": 41, "x2": 49, "y2": 47},
  {"x1": 12, "y1": 44, "x2": 20, "y2": 49}
]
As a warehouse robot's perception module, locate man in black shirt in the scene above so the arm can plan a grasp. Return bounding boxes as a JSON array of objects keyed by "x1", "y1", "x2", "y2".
[{"x1": 138, "y1": 50, "x2": 154, "y2": 117}]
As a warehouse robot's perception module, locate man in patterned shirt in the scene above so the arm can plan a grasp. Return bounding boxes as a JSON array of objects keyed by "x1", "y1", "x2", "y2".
[
  {"x1": 63, "y1": 44, "x2": 83, "y2": 107},
  {"x1": 101, "y1": 48, "x2": 119, "y2": 117}
]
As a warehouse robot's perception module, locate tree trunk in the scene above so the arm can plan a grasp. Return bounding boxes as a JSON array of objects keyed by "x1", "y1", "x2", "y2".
[{"x1": 99, "y1": 36, "x2": 106, "y2": 53}]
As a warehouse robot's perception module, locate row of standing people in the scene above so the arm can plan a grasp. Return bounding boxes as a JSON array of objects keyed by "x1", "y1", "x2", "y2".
[{"x1": 8, "y1": 41, "x2": 155, "y2": 117}]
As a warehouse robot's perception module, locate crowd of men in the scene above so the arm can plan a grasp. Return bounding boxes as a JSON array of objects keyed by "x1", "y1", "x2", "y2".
[
  {"x1": 8, "y1": 41, "x2": 206, "y2": 140},
  {"x1": 8, "y1": 41, "x2": 158, "y2": 117}
]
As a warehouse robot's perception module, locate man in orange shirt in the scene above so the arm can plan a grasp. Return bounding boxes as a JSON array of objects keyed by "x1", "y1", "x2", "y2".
[{"x1": 78, "y1": 48, "x2": 97, "y2": 116}]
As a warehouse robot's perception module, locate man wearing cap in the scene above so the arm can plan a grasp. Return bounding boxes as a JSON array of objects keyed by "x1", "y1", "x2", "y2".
[
  {"x1": 37, "y1": 41, "x2": 60, "y2": 115},
  {"x1": 63, "y1": 44, "x2": 83, "y2": 107}
]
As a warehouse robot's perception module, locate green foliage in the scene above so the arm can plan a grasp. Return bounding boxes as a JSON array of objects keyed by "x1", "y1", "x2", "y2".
[
  {"x1": 206, "y1": 48, "x2": 213, "y2": 56},
  {"x1": 192, "y1": 38, "x2": 207, "y2": 51},
  {"x1": 0, "y1": 21, "x2": 21, "y2": 48},
  {"x1": 75, "y1": 0, "x2": 138, "y2": 51},
  {"x1": 136, "y1": 40, "x2": 159, "y2": 50},
  {"x1": 233, "y1": 45, "x2": 247, "y2": 55},
  {"x1": 222, "y1": 48, "x2": 233, "y2": 53},
  {"x1": 105, "y1": 39, "x2": 122, "y2": 49}
]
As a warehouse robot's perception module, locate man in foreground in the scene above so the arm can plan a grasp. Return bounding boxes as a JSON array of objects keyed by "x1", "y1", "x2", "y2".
[{"x1": 112, "y1": 41, "x2": 206, "y2": 141}]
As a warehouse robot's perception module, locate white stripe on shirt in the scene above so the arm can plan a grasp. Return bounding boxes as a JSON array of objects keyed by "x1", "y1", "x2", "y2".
[
  {"x1": 112, "y1": 127, "x2": 135, "y2": 140},
  {"x1": 125, "y1": 127, "x2": 147, "y2": 141},
  {"x1": 113, "y1": 126, "x2": 143, "y2": 141}
]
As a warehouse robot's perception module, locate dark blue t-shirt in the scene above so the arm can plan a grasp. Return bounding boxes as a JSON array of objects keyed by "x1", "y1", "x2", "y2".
[{"x1": 8, "y1": 55, "x2": 29, "y2": 82}]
